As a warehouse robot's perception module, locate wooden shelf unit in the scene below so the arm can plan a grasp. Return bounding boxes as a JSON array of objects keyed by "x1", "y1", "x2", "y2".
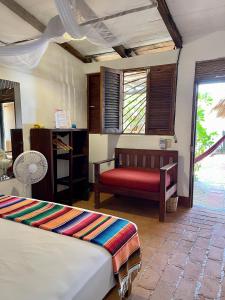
[{"x1": 30, "y1": 128, "x2": 89, "y2": 205}]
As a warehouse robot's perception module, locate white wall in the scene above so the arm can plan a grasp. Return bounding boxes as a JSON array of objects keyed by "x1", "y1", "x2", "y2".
[
  {"x1": 1, "y1": 30, "x2": 225, "y2": 198},
  {"x1": 0, "y1": 43, "x2": 87, "y2": 195},
  {"x1": 85, "y1": 30, "x2": 225, "y2": 197},
  {"x1": 85, "y1": 50, "x2": 180, "y2": 183}
]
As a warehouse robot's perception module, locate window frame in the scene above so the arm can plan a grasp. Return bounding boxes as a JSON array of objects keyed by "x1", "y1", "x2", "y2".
[
  {"x1": 122, "y1": 64, "x2": 177, "y2": 136},
  {"x1": 122, "y1": 67, "x2": 149, "y2": 135},
  {"x1": 88, "y1": 64, "x2": 177, "y2": 136}
]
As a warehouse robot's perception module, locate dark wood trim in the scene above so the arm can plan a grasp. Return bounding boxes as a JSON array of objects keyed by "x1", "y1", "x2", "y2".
[
  {"x1": 80, "y1": 3, "x2": 157, "y2": 26},
  {"x1": 157, "y1": 0, "x2": 182, "y2": 48},
  {"x1": 195, "y1": 57, "x2": 225, "y2": 83},
  {"x1": 59, "y1": 43, "x2": 91, "y2": 63},
  {"x1": 87, "y1": 73, "x2": 101, "y2": 133},
  {"x1": 112, "y1": 46, "x2": 133, "y2": 58},
  {"x1": 0, "y1": 0, "x2": 87, "y2": 63},
  {"x1": 189, "y1": 78, "x2": 199, "y2": 208},
  {"x1": 178, "y1": 196, "x2": 191, "y2": 208}
]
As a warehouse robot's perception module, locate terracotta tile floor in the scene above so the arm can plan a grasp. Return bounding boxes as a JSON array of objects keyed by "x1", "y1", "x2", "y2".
[{"x1": 75, "y1": 193, "x2": 225, "y2": 300}]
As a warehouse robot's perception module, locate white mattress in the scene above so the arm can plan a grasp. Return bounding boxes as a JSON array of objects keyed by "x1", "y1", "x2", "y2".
[{"x1": 0, "y1": 218, "x2": 115, "y2": 300}]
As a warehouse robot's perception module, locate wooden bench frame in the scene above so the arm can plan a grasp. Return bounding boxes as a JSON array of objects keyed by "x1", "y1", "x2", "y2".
[{"x1": 94, "y1": 148, "x2": 178, "y2": 222}]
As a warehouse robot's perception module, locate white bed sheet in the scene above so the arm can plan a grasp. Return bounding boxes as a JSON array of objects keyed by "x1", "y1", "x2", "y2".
[{"x1": 0, "y1": 218, "x2": 115, "y2": 300}]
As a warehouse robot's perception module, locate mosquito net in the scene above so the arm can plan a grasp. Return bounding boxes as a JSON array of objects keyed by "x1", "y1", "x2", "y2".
[{"x1": 0, "y1": 0, "x2": 157, "y2": 69}]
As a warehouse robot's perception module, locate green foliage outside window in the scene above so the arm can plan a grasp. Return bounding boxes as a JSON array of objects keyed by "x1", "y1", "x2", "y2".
[{"x1": 195, "y1": 92, "x2": 218, "y2": 176}]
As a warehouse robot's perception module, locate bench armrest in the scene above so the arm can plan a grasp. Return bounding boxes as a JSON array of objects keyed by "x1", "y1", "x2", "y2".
[
  {"x1": 94, "y1": 158, "x2": 115, "y2": 184},
  {"x1": 160, "y1": 162, "x2": 178, "y2": 193},
  {"x1": 93, "y1": 158, "x2": 115, "y2": 165},
  {"x1": 160, "y1": 162, "x2": 177, "y2": 172}
]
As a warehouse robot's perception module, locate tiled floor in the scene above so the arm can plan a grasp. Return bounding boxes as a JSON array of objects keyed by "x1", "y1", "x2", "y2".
[{"x1": 76, "y1": 193, "x2": 225, "y2": 300}]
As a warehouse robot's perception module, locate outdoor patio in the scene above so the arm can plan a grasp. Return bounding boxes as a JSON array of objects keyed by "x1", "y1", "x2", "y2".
[{"x1": 194, "y1": 154, "x2": 225, "y2": 211}]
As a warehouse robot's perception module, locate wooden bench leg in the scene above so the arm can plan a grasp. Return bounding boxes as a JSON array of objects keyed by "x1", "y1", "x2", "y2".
[
  {"x1": 159, "y1": 194, "x2": 166, "y2": 222},
  {"x1": 95, "y1": 190, "x2": 100, "y2": 209}
]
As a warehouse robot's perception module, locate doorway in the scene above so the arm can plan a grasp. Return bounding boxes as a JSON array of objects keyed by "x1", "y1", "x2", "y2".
[{"x1": 193, "y1": 82, "x2": 225, "y2": 210}]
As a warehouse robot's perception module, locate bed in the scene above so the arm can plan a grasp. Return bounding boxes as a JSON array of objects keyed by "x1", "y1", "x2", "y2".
[{"x1": 0, "y1": 196, "x2": 141, "y2": 300}]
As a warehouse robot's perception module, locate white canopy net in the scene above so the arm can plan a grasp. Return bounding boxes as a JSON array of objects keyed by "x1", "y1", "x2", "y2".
[{"x1": 0, "y1": 0, "x2": 157, "y2": 69}]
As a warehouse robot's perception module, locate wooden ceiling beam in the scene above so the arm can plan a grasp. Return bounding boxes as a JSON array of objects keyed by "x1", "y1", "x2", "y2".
[
  {"x1": 85, "y1": 40, "x2": 174, "y2": 61},
  {"x1": 60, "y1": 43, "x2": 91, "y2": 63},
  {"x1": 112, "y1": 46, "x2": 133, "y2": 58},
  {"x1": 76, "y1": 0, "x2": 132, "y2": 59},
  {"x1": 0, "y1": 0, "x2": 87, "y2": 63},
  {"x1": 80, "y1": 3, "x2": 157, "y2": 26},
  {"x1": 157, "y1": 0, "x2": 182, "y2": 48}
]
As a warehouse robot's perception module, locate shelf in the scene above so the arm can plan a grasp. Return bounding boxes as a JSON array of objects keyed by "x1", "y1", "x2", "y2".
[
  {"x1": 56, "y1": 187, "x2": 70, "y2": 194},
  {"x1": 56, "y1": 153, "x2": 87, "y2": 160},
  {"x1": 57, "y1": 176, "x2": 87, "y2": 186},
  {"x1": 57, "y1": 153, "x2": 70, "y2": 160},
  {"x1": 73, "y1": 154, "x2": 87, "y2": 158},
  {"x1": 53, "y1": 128, "x2": 87, "y2": 132}
]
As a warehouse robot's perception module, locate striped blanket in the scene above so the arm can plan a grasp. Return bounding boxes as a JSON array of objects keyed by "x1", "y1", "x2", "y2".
[{"x1": 0, "y1": 195, "x2": 141, "y2": 297}]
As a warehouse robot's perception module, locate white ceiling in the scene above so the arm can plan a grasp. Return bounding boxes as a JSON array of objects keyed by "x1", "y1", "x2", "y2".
[
  {"x1": 16, "y1": 0, "x2": 57, "y2": 25},
  {"x1": 167, "y1": 0, "x2": 225, "y2": 42},
  {"x1": 0, "y1": 0, "x2": 224, "y2": 57},
  {"x1": 0, "y1": 0, "x2": 171, "y2": 56},
  {"x1": 68, "y1": 3, "x2": 171, "y2": 56},
  {"x1": 0, "y1": 2, "x2": 40, "y2": 43}
]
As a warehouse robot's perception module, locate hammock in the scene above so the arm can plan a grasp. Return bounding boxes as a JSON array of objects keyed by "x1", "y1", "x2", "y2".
[{"x1": 195, "y1": 135, "x2": 225, "y2": 163}]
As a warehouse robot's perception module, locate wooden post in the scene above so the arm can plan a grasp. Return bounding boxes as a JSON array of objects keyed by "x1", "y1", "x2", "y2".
[
  {"x1": 159, "y1": 169, "x2": 166, "y2": 222},
  {"x1": 94, "y1": 163, "x2": 100, "y2": 208}
]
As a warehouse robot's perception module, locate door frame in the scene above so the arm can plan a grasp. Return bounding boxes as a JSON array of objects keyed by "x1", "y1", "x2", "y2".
[{"x1": 189, "y1": 76, "x2": 225, "y2": 207}]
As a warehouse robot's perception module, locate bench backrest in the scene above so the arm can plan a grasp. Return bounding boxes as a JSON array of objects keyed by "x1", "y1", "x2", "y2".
[{"x1": 115, "y1": 148, "x2": 178, "y2": 169}]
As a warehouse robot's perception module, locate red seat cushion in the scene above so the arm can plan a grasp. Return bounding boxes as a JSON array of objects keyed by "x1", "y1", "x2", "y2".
[{"x1": 100, "y1": 168, "x2": 171, "y2": 192}]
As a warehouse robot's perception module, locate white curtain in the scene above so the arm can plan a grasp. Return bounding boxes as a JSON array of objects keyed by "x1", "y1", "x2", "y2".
[
  {"x1": 55, "y1": 0, "x2": 121, "y2": 47},
  {"x1": 0, "y1": 0, "x2": 157, "y2": 69},
  {"x1": 0, "y1": 16, "x2": 65, "y2": 68},
  {"x1": 55, "y1": 0, "x2": 157, "y2": 47}
]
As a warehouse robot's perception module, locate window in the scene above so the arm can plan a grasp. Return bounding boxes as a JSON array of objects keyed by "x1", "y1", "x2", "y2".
[
  {"x1": 123, "y1": 69, "x2": 148, "y2": 134},
  {"x1": 99, "y1": 63, "x2": 177, "y2": 135}
]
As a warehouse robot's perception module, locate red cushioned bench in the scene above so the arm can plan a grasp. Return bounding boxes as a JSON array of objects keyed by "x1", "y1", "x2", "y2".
[{"x1": 94, "y1": 148, "x2": 178, "y2": 222}]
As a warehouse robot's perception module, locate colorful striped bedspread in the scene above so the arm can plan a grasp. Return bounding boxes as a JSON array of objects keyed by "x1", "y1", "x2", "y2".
[{"x1": 0, "y1": 195, "x2": 141, "y2": 297}]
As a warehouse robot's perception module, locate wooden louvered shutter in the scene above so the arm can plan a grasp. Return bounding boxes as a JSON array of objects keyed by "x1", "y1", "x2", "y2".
[
  {"x1": 87, "y1": 73, "x2": 101, "y2": 133},
  {"x1": 145, "y1": 64, "x2": 177, "y2": 135},
  {"x1": 100, "y1": 67, "x2": 123, "y2": 134},
  {"x1": 195, "y1": 58, "x2": 225, "y2": 83}
]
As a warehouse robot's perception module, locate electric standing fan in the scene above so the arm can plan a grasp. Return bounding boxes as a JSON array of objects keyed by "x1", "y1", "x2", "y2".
[{"x1": 13, "y1": 151, "x2": 48, "y2": 196}]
